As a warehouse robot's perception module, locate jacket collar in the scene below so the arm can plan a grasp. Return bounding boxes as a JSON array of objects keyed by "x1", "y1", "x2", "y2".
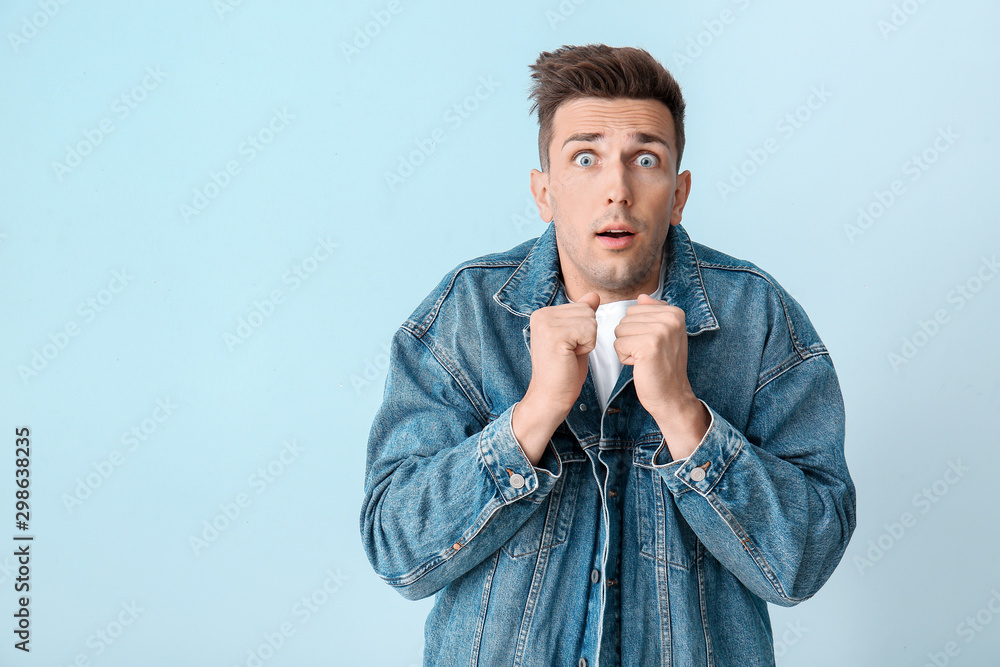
[{"x1": 493, "y1": 222, "x2": 719, "y2": 336}]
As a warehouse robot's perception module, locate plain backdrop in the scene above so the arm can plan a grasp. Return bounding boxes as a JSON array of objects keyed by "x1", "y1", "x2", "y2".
[{"x1": 2, "y1": 1, "x2": 998, "y2": 665}]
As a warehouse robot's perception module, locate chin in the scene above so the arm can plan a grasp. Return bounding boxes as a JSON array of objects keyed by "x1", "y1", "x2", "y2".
[{"x1": 590, "y1": 272, "x2": 645, "y2": 294}]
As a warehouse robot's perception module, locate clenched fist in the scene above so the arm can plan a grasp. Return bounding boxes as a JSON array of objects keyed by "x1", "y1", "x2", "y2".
[
  {"x1": 512, "y1": 292, "x2": 710, "y2": 466},
  {"x1": 615, "y1": 294, "x2": 709, "y2": 460},
  {"x1": 512, "y1": 292, "x2": 600, "y2": 464}
]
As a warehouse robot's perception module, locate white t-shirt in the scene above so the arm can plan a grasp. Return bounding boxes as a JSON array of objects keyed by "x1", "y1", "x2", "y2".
[{"x1": 566, "y1": 258, "x2": 668, "y2": 411}]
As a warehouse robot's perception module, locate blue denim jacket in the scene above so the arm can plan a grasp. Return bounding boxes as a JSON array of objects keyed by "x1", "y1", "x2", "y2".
[{"x1": 361, "y1": 222, "x2": 856, "y2": 667}]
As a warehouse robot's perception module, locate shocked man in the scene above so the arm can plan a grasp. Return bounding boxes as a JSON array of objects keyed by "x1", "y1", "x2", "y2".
[{"x1": 361, "y1": 44, "x2": 856, "y2": 667}]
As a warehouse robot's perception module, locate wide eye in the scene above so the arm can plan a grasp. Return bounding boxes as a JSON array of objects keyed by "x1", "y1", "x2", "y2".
[
  {"x1": 573, "y1": 152, "x2": 595, "y2": 167},
  {"x1": 636, "y1": 153, "x2": 659, "y2": 168}
]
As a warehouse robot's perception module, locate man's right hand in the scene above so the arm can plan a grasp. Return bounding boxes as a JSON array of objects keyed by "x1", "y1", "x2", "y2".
[{"x1": 512, "y1": 292, "x2": 600, "y2": 465}]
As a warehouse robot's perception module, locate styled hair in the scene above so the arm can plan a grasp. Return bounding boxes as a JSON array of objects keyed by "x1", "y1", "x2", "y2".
[{"x1": 528, "y1": 44, "x2": 686, "y2": 172}]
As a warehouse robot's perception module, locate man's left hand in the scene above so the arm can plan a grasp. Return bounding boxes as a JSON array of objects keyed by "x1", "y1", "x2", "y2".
[{"x1": 614, "y1": 294, "x2": 710, "y2": 461}]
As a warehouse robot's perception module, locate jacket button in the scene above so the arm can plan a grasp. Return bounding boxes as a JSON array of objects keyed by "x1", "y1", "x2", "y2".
[
  {"x1": 579, "y1": 403, "x2": 588, "y2": 411},
  {"x1": 590, "y1": 568, "x2": 601, "y2": 583},
  {"x1": 578, "y1": 659, "x2": 588, "y2": 667},
  {"x1": 690, "y1": 467, "x2": 706, "y2": 482},
  {"x1": 509, "y1": 473, "x2": 525, "y2": 489}
]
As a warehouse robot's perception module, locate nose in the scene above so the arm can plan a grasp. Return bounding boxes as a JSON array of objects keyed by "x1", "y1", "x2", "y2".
[{"x1": 604, "y1": 158, "x2": 632, "y2": 208}]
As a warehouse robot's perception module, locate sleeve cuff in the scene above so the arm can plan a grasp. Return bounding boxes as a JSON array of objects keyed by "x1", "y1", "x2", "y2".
[
  {"x1": 476, "y1": 402, "x2": 561, "y2": 504},
  {"x1": 652, "y1": 400, "x2": 745, "y2": 496}
]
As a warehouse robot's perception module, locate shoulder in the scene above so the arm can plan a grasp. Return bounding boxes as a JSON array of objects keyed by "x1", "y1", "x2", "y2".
[
  {"x1": 694, "y1": 242, "x2": 796, "y2": 305},
  {"x1": 402, "y1": 236, "x2": 536, "y2": 337},
  {"x1": 691, "y1": 239, "x2": 829, "y2": 363}
]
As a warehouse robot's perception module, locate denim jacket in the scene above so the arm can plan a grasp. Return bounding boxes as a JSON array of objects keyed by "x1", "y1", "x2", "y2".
[{"x1": 361, "y1": 222, "x2": 856, "y2": 667}]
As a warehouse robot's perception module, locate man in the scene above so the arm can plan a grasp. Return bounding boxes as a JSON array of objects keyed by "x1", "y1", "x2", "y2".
[{"x1": 361, "y1": 44, "x2": 855, "y2": 667}]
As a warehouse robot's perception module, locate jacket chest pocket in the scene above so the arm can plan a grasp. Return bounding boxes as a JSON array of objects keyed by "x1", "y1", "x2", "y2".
[
  {"x1": 633, "y1": 466, "x2": 698, "y2": 570},
  {"x1": 502, "y1": 461, "x2": 583, "y2": 559}
]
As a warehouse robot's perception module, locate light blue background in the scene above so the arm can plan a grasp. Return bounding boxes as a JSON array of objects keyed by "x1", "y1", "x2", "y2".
[{"x1": 2, "y1": 1, "x2": 998, "y2": 665}]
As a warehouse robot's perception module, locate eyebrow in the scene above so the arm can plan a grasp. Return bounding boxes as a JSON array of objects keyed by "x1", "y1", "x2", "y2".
[{"x1": 561, "y1": 131, "x2": 671, "y2": 151}]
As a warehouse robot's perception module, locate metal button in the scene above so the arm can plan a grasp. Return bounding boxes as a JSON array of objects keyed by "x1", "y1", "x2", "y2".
[
  {"x1": 509, "y1": 473, "x2": 525, "y2": 489},
  {"x1": 579, "y1": 658, "x2": 588, "y2": 667},
  {"x1": 590, "y1": 568, "x2": 601, "y2": 584},
  {"x1": 690, "y1": 467, "x2": 706, "y2": 482},
  {"x1": 579, "y1": 403, "x2": 587, "y2": 411}
]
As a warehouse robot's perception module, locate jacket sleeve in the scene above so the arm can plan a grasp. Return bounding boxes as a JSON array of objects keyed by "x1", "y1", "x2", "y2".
[
  {"x1": 359, "y1": 326, "x2": 562, "y2": 600},
  {"x1": 654, "y1": 350, "x2": 856, "y2": 606}
]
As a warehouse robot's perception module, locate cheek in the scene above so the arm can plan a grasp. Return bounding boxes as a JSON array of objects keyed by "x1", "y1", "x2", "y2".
[
  {"x1": 550, "y1": 177, "x2": 579, "y2": 199},
  {"x1": 549, "y1": 181, "x2": 585, "y2": 215},
  {"x1": 552, "y1": 167, "x2": 591, "y2": 190},
  {"x1": 647, "y1": 178, "x2": 675, "y2": 196},
  {"x1": 644, "y1": 184, "x2": 676, "y2": 211}
]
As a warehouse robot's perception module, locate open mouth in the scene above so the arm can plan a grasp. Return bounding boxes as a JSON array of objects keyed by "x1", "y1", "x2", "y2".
[{"x1": 596, "y1": 229, "x2": 636, "y2": 249}]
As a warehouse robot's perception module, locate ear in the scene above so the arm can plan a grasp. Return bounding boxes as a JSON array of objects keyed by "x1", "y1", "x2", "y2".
[
  {"x1": 530, "y1": 168, "x2": 553, "y2": 223},
  {"x1": 670, "y1": 169, "x2": 692, "y2": 226}
]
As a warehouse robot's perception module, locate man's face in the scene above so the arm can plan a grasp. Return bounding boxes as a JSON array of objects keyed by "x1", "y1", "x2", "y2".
[{"x1": 530, "y1": 97, "x2": 691, "y2": 303}]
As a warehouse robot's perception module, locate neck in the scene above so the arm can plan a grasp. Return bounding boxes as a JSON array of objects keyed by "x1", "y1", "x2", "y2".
[{"x1": 563, "y1": 257, "x2": 663, "y2": 304}]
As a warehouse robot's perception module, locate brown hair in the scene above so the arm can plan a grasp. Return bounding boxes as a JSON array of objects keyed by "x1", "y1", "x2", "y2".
[{"x1": 528, "y1": 44, "x2": 686, "y2": 172}]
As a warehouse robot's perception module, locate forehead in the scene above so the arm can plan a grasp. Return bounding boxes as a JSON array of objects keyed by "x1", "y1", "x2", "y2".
[{"x1": 551, "y1": 97, "x2": 675, "y2": 144}]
